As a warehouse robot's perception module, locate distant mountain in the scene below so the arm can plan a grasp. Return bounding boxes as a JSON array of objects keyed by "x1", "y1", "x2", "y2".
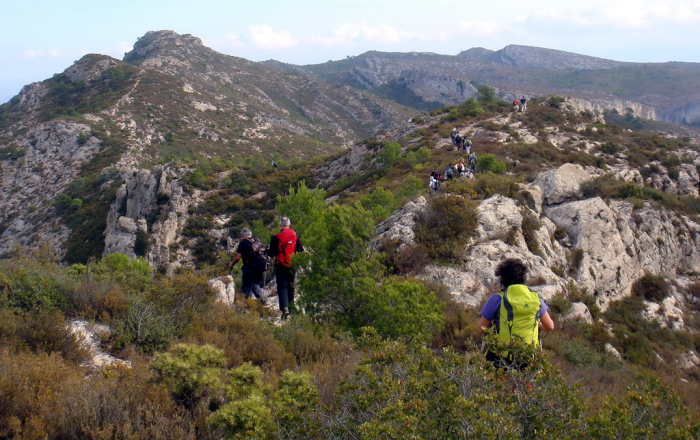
[{"x1": 303, "y1": 45, "x2": 700, "y2": 125}]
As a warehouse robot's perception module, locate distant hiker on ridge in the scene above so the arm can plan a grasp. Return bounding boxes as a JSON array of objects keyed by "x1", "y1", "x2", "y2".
[
  {"x1": 444, "y1": 164, "x2": 454, "y2": 181},
  {"x1": 520, "y1": 97, "x2": 527, "y2": 112},
  {"x1": 454, "y1": 132, "x2": 462, "y2": 151},
  {"x1": 450, "y1": 127, "x2": 457, "y2": 146},
  {"x1": 268, "y1": 217, "x2": 304, "y2": 319},
  {"x1": 464, "y1": 138, "x2": 472, "y2": 154}
]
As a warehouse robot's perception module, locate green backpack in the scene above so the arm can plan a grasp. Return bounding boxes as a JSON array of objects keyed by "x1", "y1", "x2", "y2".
[{"x1": 498, "y1": 284, "x2": 542, "y2": 346}]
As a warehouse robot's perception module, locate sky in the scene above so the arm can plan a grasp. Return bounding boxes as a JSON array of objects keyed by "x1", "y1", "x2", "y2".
[{"x1": 2, "y1": 0, "x2": 700, "y2": 104}]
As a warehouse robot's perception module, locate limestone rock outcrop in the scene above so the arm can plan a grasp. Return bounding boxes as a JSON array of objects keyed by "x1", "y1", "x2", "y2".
[
  {"x1": 69, "y1": 320, "x2": 130, "y2": 369},
  {"x1": 394, "y1": 164, "x2": 700, "y2": 323},
  {"x1": 208, "y1": 275, "x2": 236, "y2": 306}
]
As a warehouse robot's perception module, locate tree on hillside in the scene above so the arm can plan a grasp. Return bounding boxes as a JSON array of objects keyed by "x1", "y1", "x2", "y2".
[{"x1": 277, "y1": 184, "x2": 444, "y2": 341}]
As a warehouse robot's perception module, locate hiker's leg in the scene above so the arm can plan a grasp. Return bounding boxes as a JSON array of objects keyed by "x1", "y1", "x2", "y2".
[
  {"x1": 276, "y1": 264, "x2": 288, "y2": 312},
  {"x1": 251, "y1": 270, "x2": 265, "y2": 301},
  {"x1": 287, "y1": 268, "x2": 296, "y2": 309},
  {"x1": 241, "y1": 267, "x2": 254, "y2": 299}
]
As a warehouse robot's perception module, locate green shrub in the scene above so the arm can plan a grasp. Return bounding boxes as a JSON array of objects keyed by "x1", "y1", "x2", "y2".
[
  {"x1": 114, "y1": 296, "x2": 177, "y2": 352},
  {"x1": 360, "y1": 187, "x2": 398, "y2": 222},
  {"x1": 521, "y1": 209, "x2": 543, "y2": 256},
  {"x1": 600, "y1": 142, "x2": 619, "y2": 155},
  {"x1": 0, "y1": 258, "x2": 74, "y2": 312},
  {"x1": 377, "y1": 141, "x2": 401, "y2": 169},
  {"x1": 76, "y1": 132, "x2": 89, "y2": 145},
  {"x1": 632, "y1": 272, "x2": 669, "y2": 303},
  {"x1": 476, "y1": 154, "x2": 507, "y2": 174},
  {"x1": 397, "y1": 174, "x2": 424, "y2": 199},
  {"x1": 414, "y1": 195, "x2": 478, "y2": 261},
  {"x1": 588, "y1": 374, "x2": 695, "y2": 439},
  {"x1": 150, "y1": 343, "x2": 226, "y2": 411}
]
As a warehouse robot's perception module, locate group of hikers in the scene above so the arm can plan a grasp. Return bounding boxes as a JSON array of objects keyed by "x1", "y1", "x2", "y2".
[
  {"x1": 513, "y1": 96, "x2": 528, "y2": 112},
  {"x1": 229, "y1": 214, "x2": 554, "y2": 367},
  {"x1": 229, "y1": 216, "x2": 302, "y2": 319},
  {"x1": 428, "y1": 127, "x2": 479, "y2": 192}
]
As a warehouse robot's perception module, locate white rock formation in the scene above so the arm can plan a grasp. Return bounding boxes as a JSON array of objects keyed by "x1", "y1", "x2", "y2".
[
  {"x1": 208, "y1": 275, "x2": 236, "y2": 306},
  {"x1": 562, "y1": 302, "x2": 593, "y2": 324},
  {"x1": 69, "y1": 320, "x2": 130, "y2": 369}
]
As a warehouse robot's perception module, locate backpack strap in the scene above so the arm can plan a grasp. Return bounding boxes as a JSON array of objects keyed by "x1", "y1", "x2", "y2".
[
  {"x1": 502, "y1": 285, "x2": 515, "y2": 340},
  {"x1": 503, "y1": 285, "x2": 543, "y2": 343}
]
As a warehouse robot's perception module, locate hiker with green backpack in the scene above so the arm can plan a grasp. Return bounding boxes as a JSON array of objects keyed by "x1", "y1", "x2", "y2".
[{"x1": 477, "y1": 259, "x2": 554, "y2": 367}]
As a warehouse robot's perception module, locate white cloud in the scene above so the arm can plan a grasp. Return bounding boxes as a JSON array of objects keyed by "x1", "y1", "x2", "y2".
[
  {"x1": 458, "y1": 20, "x2": 502, "y2": 36},
  {"x1": 527, "y1": 0, "x2": 700, "y2": 30},
  {"x1": 246, "y1": 25, "x2": 298, "y2": 50},
  {"x1": 315, "y1": 23, "x2": 448, "y2": 46},
  {"x1": 22, "y1": 49, "x2": 63, "y2": 59}
]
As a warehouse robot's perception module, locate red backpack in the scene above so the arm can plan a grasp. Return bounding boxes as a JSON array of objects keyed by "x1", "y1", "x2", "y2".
[
  {"x1": 513, "y1": 99, "x2": 519, "y2": 106},
  {"x1": 275, "y1": 228, "x2": 297, "y2": 267}
]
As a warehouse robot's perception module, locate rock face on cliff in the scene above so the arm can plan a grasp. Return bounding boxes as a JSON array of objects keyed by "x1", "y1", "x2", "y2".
[
  {"x1": 379, "y1": 163, "x2": 700, "y2": 328},
  {"x1": 0, "y1": 119, "x2": 100, "y2": 258}
]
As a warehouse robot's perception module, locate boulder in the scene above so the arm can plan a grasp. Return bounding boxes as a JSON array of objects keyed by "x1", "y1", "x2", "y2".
[
  {"x1": 209, "y1": 275, "x2": 236, "y2": 306},
  {"x1": 605, "y1": 343, "x2": 622, "y2": 360},
  {"x1": 532, "y1": 163, "x2": 593, "y2": 205},
  {"x1": 562, "y1": 302, "x2": 593, "y2": 324},
  {"x1": 69, "y1": 320, "x2": 130, "y2": 369}
]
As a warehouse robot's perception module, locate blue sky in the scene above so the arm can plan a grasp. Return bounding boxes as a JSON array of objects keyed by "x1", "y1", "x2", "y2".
[{"x1": 2, "y1": 0, "x2": 700, "y2": 104}]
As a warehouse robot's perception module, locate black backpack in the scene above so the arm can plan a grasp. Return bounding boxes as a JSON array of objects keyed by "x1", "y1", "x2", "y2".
[{"x1": 249, "y1": 238, "x2": 271, "y2": 271}]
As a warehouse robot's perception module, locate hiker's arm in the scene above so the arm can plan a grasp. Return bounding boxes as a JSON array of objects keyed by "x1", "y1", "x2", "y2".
[
  {"x1": 477, "y1": 317, "x2": 491, "y2": 333},
  {"x1": 230, "y1": 253, "x2": 241, "y2": 268},
  {"x1": 268, "y1": 235, "x2": 279, "y2": 258},
  {"x1": 295, "y1": 237, "x2": 304, "y2": 253},
  {"x1": 539, "y1": 312, "x2": 554, "y2": 332}
]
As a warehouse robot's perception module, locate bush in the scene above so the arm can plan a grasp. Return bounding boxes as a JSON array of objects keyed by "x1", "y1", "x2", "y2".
[
  {"x1": 360, "y1": 187, "x2": 398, "y2": 222},
  {"x1": 149, "y1": 343, "x2": 226, "y2": 411},
  {"x1": 397, "y1": 174, "x2": 424, "y2": 199},
  {"x1": 0, "y1": 309, "x2": 88, "y2": 365},
  {"x1": 0, "y1": 258, "x2": 75, "y2": 312},
  {"x1": 414, "y1": 195, "x2": 478, "y2": 260},
  {"x1": 632, "y1": 273, "x2": 669, "y2": 303},
  {"x1": 0, "y1": 348, "x2": 194, "y2": 439},
  {"x1": 521, "y1": 209, "x2": 543, "y2": 256},
  {"x1": 476, "y1": 154, "x2": 507, "y2": 174},
  {"x1": 326, "y1": 332, "x2": 584, "y2": 439},
  {"x1": 186, "y1": 303, "x2": 295, "y2": 373},
  {"x1": 377, "y1": 141, "x2": 401, "y2": 169}
]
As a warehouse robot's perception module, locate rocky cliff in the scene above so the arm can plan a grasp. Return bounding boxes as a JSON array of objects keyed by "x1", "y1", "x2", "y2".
[{"x1": 377, "y1": 163, "x2": 700, "y2": 331}]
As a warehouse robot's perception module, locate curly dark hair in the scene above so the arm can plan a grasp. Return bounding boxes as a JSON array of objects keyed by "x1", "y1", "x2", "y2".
[{"x1": 495, "y1": 259, "x2": 528, "y2": 289}]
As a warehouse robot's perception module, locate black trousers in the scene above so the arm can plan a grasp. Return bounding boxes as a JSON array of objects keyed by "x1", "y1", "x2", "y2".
[
  {"x1": 241, "y1": 266, "x2": 264, "y2": 300},
  {"x1": 275, "y1": 264, "x2": 295, "y2": 312}
]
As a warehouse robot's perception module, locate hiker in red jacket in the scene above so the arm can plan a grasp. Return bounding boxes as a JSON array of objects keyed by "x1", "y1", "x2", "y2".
[{"x1": 268, "y1": 216, "x2": 304, "y2": 319}]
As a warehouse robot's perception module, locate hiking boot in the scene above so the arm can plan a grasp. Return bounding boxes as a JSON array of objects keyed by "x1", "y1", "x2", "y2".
[{"x1": 282, "y1": 307, "x2": 290, "y2": 319}]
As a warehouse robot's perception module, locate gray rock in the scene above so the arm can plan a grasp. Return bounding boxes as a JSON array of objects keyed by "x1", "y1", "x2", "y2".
[
  {"x1": 532, "y1": 163, "x2": 593, "y2": 205},
  {"x1": 562, "y1": 302, "x2": 593, "y2": 324},
  {"x1": 605, "y1": 343, "x2": 622, "y2": 360},
  {"x1": 209, "y1": 276, "x2": 236, "y2": 306}
]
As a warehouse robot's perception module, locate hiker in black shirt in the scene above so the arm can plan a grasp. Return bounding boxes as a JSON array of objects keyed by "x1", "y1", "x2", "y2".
[{"x1": 230, "y1": 227, "x2": 266, "y2": 303}]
